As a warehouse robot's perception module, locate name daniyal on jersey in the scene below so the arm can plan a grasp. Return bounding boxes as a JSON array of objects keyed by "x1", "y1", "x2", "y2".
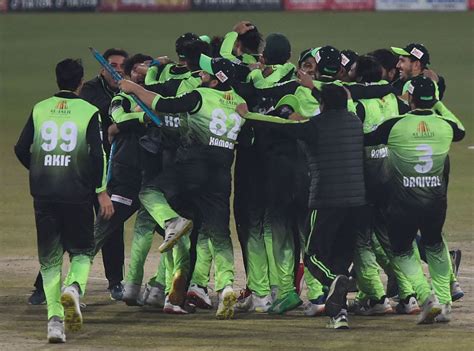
[{"x1": 403, "y1": 176, "x2": 442, "y2": 188}]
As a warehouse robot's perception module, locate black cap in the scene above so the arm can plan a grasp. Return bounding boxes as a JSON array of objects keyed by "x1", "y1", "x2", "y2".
[
  {"x1": 199, "y1": 55, "x2": 236, "y2": 84},
  {"x1": 176, "y1": 32, "x2": 200, "y2": 58},
  {"x1": 391, "y1": 43, "x2": 430, "y2": 66},
  {"x1": 314, "y1": 46, "x2": 341, "y2": 76},
  {"x1": 407, "y1": 76, "x2": 436, "y2": 101},
  {"x1": 340, "y1": 50, "x2": 359, "y2": 70},
  {"x1": 263, "y1": 33, "x2": 291, "y2": 65}
]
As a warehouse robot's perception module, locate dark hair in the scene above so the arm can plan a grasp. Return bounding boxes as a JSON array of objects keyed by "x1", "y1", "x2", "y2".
[
  {"x1": 320, "y1": 84, "x2": 347, "y2": 111},
  {"x1": 176, "y1": 32, "x2": 200, "y2": 58},
  {"x1": 183, "y1": 40, "x2": 211, "y2": 71},
  {"x1": 238, "y1": 27, "x2": 263, "y2": 54},
  {"x1": 124, "y1": 54, "x2": 153, "y2": 76},
  {"x1": 368, "y1": 49, "x2": 398, "y2": 71},
  {"x1": 354, "y1": 55, "x2": 383, "y2": 83},
  {"x1": 210, "y1": 36, "x2": 224, "y2": 58},
  {"x1": 103, "y1": 48, "x2": 129, "y2": 61},
  {"x1": 56, "y1": 58, "x2": 84, "y2": 91}
]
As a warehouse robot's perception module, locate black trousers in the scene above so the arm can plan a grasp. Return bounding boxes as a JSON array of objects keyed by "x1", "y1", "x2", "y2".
[
  {"x1": 384, "y1": 200, "x2": 447, "y2": 255},
  {"x1": 33, "y1": 200, "x2": 95, "y2": 290},
  {"x1": 34, "y1": 200, "x2": 95, "y2": 267},
  {"x1": 304, "y1": 205, "x2": 371, "y2": 287}
]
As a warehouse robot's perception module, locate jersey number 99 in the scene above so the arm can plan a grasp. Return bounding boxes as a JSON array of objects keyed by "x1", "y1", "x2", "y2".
[{"x1": 41, "y1": 121, "x2": 78, "y2": 152}]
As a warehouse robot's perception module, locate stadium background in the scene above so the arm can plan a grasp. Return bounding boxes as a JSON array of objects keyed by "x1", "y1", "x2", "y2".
[{"x1": 0, "y1": 4, "x2": 473, "y2": 351}]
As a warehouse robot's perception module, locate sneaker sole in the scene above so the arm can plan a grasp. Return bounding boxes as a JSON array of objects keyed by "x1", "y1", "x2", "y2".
[
  {"x1": 452, "y1": 292, "x2": 464, "y2": 302},
  {"x1": 61, "y1": 292, "x2": 82, "y2": 332},
  {"x1": 48, "y1": 335, "x2": 66, "y2": 343},
  {"x1": 216, "y1": 292, "x2": 237, "y2": 320},
  {"x1": 159, "y1": 221, "x2": 193, "y2": 253},
  {"x1": 325, "y1": 276, "x2": 350, "y2": 317},
  {"x1": 163, "y1": 307, "x2": 188, "y2": 315},
  {"x1": 169, "y1": 272, "x2": 187, "y2": 306},
  {"x1": 417, "y1": 306, "x2": 442, "y2": 325},
  {"x1": 187, "y1": 291, "x2": 212, "y2": 309}
]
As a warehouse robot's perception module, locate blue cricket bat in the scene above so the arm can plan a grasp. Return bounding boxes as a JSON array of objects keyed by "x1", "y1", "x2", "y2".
[{"x1": 89, "y1": 47, "x2": 162, "y2": 127}]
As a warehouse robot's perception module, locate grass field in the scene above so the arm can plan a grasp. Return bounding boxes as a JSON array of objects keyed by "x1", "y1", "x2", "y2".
[{"x1": 0, "y1": 11, "x2": 473, "y2": 350}]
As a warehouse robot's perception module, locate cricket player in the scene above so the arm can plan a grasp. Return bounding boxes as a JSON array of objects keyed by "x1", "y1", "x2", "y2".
[
  {"x1": 236, "y1": 84, "x2": 369, "y2": 329},
  {"x1": 364, "y1": 76, "x2": 465, "y2": 324},
  {"x1": 14, "y1": 58, "x2": 113, "y2": 343},
  {"x1": 119, "y1": 54, "x2": 246, "y2": 319}
]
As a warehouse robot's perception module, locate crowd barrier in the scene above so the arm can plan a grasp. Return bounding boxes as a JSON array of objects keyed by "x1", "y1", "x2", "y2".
[{"x1": 1, "y1": 0, "x2": 471, "y2": 14}]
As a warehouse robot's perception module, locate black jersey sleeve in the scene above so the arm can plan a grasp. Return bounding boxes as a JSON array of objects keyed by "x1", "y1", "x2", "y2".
[
  {"x1": 86, "y1": 112, "x2": 106, "y2": 190},
  {"x1": 14, "y1": 111, "x2": 34, "y2": 169}
]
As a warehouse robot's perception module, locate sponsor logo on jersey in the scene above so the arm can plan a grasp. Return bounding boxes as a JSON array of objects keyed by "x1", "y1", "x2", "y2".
[
  {"x1": 413, "y1": 121, "x2": 434, "y2": 138},
  {"x1": 219, "y1": 92, "x2": 236, "y2": 105},
  {"x1": 403, "y1": 176, "x2": 442, "y2": 188},
  {"x1": 370, "y1": 146, "x2": 389, "y2": 159},
  {"x1": 209, "y1": 136, "x2": 234, "y2": 150},
  {"x1": 50, "y1": 100, "x2": 71, "y2": 115}
]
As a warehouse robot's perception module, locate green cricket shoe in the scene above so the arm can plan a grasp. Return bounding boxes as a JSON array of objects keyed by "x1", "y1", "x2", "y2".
[{"x1": 268, "y1": 291, "x2": 302, "y2": 315}]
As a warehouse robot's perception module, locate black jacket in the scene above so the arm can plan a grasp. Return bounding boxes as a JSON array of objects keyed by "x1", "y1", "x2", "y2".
[
  {"x1": 248, "y1": 109, "x2": 367, "y2": 209},
  {"x1": 80, "y1": 75, "x2": 118, "y2": 156}
]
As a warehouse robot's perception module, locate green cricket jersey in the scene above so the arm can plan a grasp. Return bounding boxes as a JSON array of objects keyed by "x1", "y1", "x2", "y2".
[
  {"x1": 145, "y1": 63, "x2": 191, "y2": 86},
  {"x1": 365, "y1": 101, "x2": 465, "y2": 206},
  {"x1": 17, "y1": 92, "x2": 107, "y2": 203}
]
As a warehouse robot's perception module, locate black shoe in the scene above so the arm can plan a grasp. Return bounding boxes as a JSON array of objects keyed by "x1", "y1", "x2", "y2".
[
  {"x1": 326, "y1": 309, "x2": 350, "y2": 329},
  {"x1": 325, "y1": 275, "x2": 350, "y2": 317},
  {"x1": 109, "y1": 283, "x2": 124, "y2": 301},
  {"x1": 28, "y1": 288, "x2": 46, "y2": 305},
  {"x1": 450, "y1": 250, "x2": 462, "y2": 278},
  {"x1": 386, "y1": 273, "x2": 399, "y2": 298}
]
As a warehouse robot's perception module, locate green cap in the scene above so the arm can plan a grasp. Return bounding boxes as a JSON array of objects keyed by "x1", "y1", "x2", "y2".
[
  {"x1": 275, "y1": 95, "x2": 302, "y2": 115},
  {"x1": 199, "y1": 35, "x2": 211, "y2": 44}
]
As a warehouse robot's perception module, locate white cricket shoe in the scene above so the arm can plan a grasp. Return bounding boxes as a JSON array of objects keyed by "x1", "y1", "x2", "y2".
[
  {"x1": 61, "y1": 284, "x2": 82, "y2": 332},
  {"x1": 216, "y1": 286, "x2": 237, "y2": 320},
  {"x1": 235, "y1": 294, "x2": 253, "y2": 311},
  {"x1": 395, "y1": 294, "x2": 421, "y2": 315},
  {"x1": 187, "y1": 283, "x2": 213, "y2": 309},
  {"x1": 417, "y1": 294, "x2": 441, "y2": 325},
  {"x1": 435, "y1": 303, "x2": 452, "y2": 323},
  {"x1": 303, "y1": 295, "x2": 326, "y2": 316},
  {"x1": 252, "y1": 294, "x2": 273, "y2": 313},
  {"x1": 354, "y1": 296, "x2": 393, "y2": 316},
  {"x1": 144, "y1": 283, "x2": 165, "y2": 308},
  {"x1": 163, "y1": 296, "x2": 188, "y2": 314},
  {"x1": 159, "y1": 217, "x2": 193, "y2": 253},
  {"x1": 122, "y1": 283, "x2": 142, "y2": 306},
  {"x1": 47, "y1": 317, "x2": 66, "y2": 343}
]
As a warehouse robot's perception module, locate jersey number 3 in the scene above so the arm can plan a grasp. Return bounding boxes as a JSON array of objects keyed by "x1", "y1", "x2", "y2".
[{"x1": 414, "y1": 144, "x2": 433, "y2": 174}]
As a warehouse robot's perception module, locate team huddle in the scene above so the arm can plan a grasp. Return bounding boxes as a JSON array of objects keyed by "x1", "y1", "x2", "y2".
[{"x1": 14, "y1": 20, "x2": 466, "y2": 343}]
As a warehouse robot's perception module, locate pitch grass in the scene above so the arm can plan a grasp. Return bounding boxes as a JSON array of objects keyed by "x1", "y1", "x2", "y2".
[{"x1": 0, "y1": 11, "x2": 473, "y2": 350}]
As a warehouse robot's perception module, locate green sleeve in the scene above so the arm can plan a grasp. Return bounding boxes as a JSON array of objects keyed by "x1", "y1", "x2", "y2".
[
  {"x1": 434, "y1": 101, "x2": 465, "y2": 131},
  {"x1": 110, "y1": 95, "x2": 145, "y2": 124},
  {"x1": 220, "y1": 31, "x2": 239, "y2": 62},
  {"x1": 145, "y1": 66, "x2": 160, "y2": 86},
  {"x1": 245, "y1": 112, "x2": 307, "y2": 125}
]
